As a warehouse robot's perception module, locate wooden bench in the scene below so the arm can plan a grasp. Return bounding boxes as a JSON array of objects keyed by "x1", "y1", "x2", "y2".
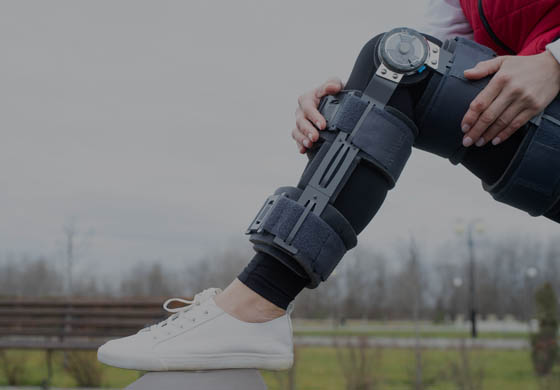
[
  {"x1": 0, "y1": 297, "x2": 168, "y2": 385},
  {"x1": 0, "y1": 298, "x2": 269, "y2": 389}
]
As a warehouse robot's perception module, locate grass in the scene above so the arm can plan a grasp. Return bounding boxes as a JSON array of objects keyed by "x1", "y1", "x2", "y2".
[
  {"x1": 0, "y1": 347, "x2": 558, "y2": 389},
  {"x1": 262, "y1": 347, "x2": 560, "y2": 390},
  {"x1": 293, "y1": 329, "x2": 531, "y2": 339}
]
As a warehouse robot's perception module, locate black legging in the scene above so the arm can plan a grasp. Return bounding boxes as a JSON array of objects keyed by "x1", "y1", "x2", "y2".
[{"x1": 237, "y1": 33, "x2": 536, "y2": 309}]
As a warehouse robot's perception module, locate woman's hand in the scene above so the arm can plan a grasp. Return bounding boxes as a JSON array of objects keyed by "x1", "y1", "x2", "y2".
[
  {"x1": 293, "y1": 77, "x2": 344, "y2": 153},
  {"x1": 461, "y1": 51, "x2": 560, "y2": 147}
]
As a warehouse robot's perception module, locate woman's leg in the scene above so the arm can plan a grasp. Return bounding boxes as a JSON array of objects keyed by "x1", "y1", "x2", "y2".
[
  {"x1": 99, "y1": 30, "x2": 559, "y2": 372},
  {"x1": 224, "y1": 32, "x2": 535, "y2": 319}
]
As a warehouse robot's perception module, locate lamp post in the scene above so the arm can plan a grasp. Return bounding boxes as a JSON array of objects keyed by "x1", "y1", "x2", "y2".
[{"x1": 456, "y1": 220, "x2": 484, "y2": 338}]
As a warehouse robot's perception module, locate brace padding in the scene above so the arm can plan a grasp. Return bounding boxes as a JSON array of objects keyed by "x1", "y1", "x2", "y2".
[
  {"x1": 415, "y1": 38, "x2": 496, "y2": 164},
  {"x1": 327, "y1": 93, "x2": 369, "y2": 133},
  {"x1": 352, "y1": 105, "x2": 416, "y2": 188},
  {"x1": 319, "y1": 92, "x2": 417, "y2": 187},
  {"x1": 248, "y1": 186, "x2": 357, "y2": 288},
  {"x1": 483, "y1": 98, "x2": 560, "y2": 216}
]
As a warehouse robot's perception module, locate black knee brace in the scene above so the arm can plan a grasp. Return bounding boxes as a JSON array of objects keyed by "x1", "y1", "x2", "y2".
[
  {"x1": 246, "y1": 30, "x2": 422, "y2": 288},
  {"x1": 246, "y1": 97, "x2": 417, "y2": 287},
  {"x1": 246, "y1": 27, "x2": 560, "y2": 288},
  {"x1": 328, "y1": 27, "x2": 560, "y2": 218}
]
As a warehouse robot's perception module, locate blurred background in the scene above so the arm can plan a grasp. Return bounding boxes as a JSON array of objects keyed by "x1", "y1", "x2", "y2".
[{"x1": 0, "y1": 0, "x2": 559, "y2": 389}]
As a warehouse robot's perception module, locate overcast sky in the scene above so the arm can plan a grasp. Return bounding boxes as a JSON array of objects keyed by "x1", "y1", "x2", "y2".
[{"x1": 0, "y1": 1, "x2": 557, "y2": 279}]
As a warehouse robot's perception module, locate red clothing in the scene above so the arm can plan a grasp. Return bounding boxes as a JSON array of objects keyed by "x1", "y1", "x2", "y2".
[{"x1": 459, "y1": 0, "x2": 560, "y2": 55}]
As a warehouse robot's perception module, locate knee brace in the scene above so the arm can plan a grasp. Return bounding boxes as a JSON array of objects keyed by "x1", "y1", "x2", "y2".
[
  {"x1": 323, "y1": 26, "x2": 560, "y2": 219},
  {"x1": 246, "y1": 88, "x2": 418, "y2": 288},
  {"x1": 484, "y1": 102, "x2": 560, "y2": 216},
  {"x1": 246, "y1": 27, "x2": 560, "y2": 288}
]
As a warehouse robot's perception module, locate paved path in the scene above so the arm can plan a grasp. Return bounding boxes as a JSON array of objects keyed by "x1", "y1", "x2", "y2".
[{"x1": 294, "y1": 336, "x2": 529, "y2": 349}]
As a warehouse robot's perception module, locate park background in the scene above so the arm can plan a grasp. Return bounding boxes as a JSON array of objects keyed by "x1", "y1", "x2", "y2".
[{"x1": 1, "y1": 0, "x2": 560, "y2": 389}]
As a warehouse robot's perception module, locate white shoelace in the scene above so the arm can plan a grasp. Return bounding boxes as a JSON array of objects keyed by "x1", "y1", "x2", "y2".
[{"x1": 140, "y1": 287, "x2": 222, "y2": 337}]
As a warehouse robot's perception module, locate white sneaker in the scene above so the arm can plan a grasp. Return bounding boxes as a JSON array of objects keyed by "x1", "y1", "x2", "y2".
[{"x1": 97, "y1": 287, "x2": 294, "y2": 371}]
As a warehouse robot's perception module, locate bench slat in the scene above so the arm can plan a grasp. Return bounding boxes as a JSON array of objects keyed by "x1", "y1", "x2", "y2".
[
  {"x1": 0, "y1": 298, "x2": 178, "y2": 307},
  {"x1": 0, "y1": 308, "x2": 165, "y2": 317},
  {"x1": 0, "y1": 318, "x2": 164, "y2": 328},
  {"x1": 0, "y1": 298, "x2": 185, "y2": 350},
  {"x1": 0, "y1": 328, "x2": 142, "y2": 337},
  {"x1": 0, "y1": 339, "x2": 105, "y2": 349}
]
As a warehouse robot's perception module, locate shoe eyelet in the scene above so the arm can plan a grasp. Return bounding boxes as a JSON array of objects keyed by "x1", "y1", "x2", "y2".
[
  {"x1": 204, "y1": 310, "x2": 209, "y2": 315},
  {"x1": 192, "y1": 318, "x2": 196, "y2": 322}
]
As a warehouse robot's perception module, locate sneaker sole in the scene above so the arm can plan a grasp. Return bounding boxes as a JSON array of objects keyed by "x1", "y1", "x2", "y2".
[{"x1": 98, "y1": 350, "x2": 294, "y2": 371}]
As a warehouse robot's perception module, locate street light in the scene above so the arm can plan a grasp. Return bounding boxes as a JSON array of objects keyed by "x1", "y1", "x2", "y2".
[
  {"x1": 455, "y1": 219, "x2": 485, "y2": 338},
  {"x1": 525, "y1": 266, "x2": 539, "y2": 330},
  {"x1": 451, "y1": 277, "x2": 463, "y2": 322},
  {"x1": 526, "y1": 266, "x2": 538, "y2": 279},
  {"x1": 453, "y1": 277, "x2": 463, "y2": 288}
]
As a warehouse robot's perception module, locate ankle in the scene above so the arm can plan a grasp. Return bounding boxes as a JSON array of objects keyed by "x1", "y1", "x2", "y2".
[{"x1": 214, "y1": 279, "x2": 286, "y2": 323}]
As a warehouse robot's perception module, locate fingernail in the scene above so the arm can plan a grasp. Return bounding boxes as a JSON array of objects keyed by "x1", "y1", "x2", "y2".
[
  {"x1": 492, "y1": 137, "x2": 501, "y2": 145},
  {"x1": 308, "y1": 133, "x2": 314, "y2": 141},
  {"x1": 475, "y1": 138, "x2": 485, "y2": 147},
  {"x1": 461, "y1": 124, "x2": 470, "y2": 133},
  {"x1": 463, "y1": 137, "x2": 473, "y2": 147},
  {"x1": 303, "y1": 139, "x2": 310, "y2": 148},
  {"x1": 315, "y1": 121, "x2": 322, "y2": 130}
]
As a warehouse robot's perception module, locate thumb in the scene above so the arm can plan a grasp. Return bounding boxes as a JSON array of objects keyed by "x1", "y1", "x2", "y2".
[{"x1": 464, "y1": 57, "x2": 505, "y2": 80}]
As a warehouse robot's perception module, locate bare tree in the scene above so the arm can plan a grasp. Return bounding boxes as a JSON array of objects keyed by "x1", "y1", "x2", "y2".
[
  {"x1": 334, "y1": 335, "x2": 382, "y2": 390},
  {"x1": 60, "y1": 220, "x2": 93, "y2": 296},
  {"x1": 120, "y1": 262, "x2": 183, "y2": 297}
]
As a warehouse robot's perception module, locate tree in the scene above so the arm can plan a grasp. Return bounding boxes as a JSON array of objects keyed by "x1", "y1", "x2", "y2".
[{"x1": 530, "y1": 283, "x2": 558, "y2": 377}]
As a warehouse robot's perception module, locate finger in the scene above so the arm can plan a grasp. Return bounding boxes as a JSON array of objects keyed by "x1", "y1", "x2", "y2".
[
  {"x1": 461, "y1": 74, "x2": 509, "y2": 138},
  {"x1": 312, "y1": 78, "x2": 345, "y2": 129},
  {"x1": 296, "y1": 108, "x2": 320, "y2": 142},
  {"x1": 298, "y1": 91, "x2": 326, "y2": 131},
  {"x1": 316, "y1": 77, "x2": 344, "y2": 100},
  {"x1": 493, "y1": 109, "x2": 536, "y2": 145},
  {"x1": 292, "y1": 127, "x2": 313, "y2": 150},
  {"x1": 293, "y1": 137, "x2": 306, "y2": 153},
  {"x1": 463, "y1": 57, "x2": 505, "y2": 80},
  {"x1": 463, "y1": 90, "x2": 514, "y2": 147},
  {"x1": 476, "y1": 101, "x2": 525, "y2": 146}
]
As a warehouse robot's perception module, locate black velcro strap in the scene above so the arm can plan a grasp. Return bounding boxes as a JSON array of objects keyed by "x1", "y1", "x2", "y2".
[
  {"x1": 319, "y1": 91, "x2": 416, "y2": 188},
  {"x1": 247, "y1": 192, "x2": 350, "y2": 286},
  {"x1": 483, "y1": 103, "x2": 560, "y2": 216},
  {"x1": 352, "y1": 106, "x2": 416, "y2": 188},
  {"x1": 415, "y1": 37, "x2": 496, "y2": 164},
  {"x1": 320, "y1": 92, "x2": 369, "y2": 133},
  {"x1": 448, "y1": 38, "x2": 497, "y2": 78}
]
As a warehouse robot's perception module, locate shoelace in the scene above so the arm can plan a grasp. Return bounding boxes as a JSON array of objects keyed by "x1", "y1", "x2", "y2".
[{"x1": 140, "y1": 287, "x2": 222, "y2": 337}]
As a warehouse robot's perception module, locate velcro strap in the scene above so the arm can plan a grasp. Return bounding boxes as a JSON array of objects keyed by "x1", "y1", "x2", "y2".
[
  {"x1": 330, "y1": 93, "x2": 369, "y2": 133},
  {"x1": 352, "y1": 106, "x2": 415, "y2": 187},
  {"x1": 319, "y1": 92, "x2": 416, "y2": 187},
  {"x1": 415, "y1": 38, "x2": 496, "y2": 164},
  {"x1": 320, "y1": 92, "x2": 369, "y2": 133},
  {"x1": 448, "y1": 38, "x2": 496, "y2": 79},
  {"x1": 483, "y1": 104, "x2": 560, "y2": 216},
  {"x1": 258, "y1": 195, "x2": 347, "y2": 270}
]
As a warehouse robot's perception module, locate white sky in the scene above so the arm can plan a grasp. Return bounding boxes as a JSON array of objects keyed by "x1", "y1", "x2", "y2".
[{"x1": 0, "y1": 1, "x2": 557, "y2": 277}]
